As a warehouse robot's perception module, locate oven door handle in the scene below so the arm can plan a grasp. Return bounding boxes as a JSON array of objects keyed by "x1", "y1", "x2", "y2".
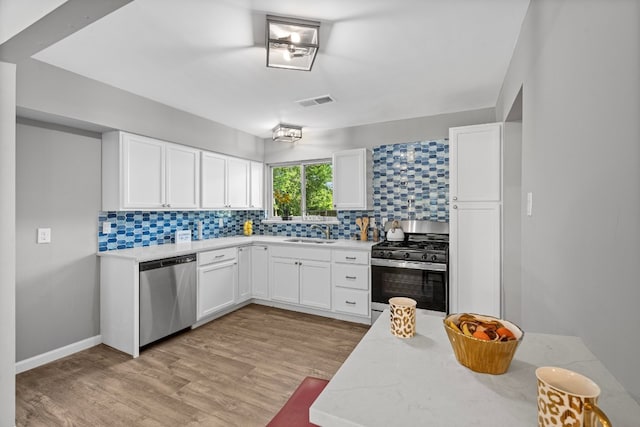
[{"x1": 371, "y1": 258, "x2": 447, "y2": 272}]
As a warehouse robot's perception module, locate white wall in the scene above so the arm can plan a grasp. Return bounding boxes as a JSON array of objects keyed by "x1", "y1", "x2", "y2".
[
  {"x1": 496, "y1": 0, "x2": 640, "y2": 401},
  {"x1": 264, "y1": 108, "x2": 495, "y2": 163},
  {"x1": 15, "y1": 120, "x2": 101, "y2": 361},
  {"x1": 0, "y1": 61, "x2": 17, "y2": 427}
]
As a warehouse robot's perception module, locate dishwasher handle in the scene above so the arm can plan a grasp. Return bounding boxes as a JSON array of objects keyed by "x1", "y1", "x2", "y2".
[{"x1": 139, "y1": 254, "x2": 197, "y2": 271}]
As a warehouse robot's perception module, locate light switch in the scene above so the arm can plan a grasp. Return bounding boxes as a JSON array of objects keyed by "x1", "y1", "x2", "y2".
[
  {"x1": 527, "y1": 192, "x2": 533, "y2": 217},
  {"x1": 37, "y1": 228, "x2": 51, "y2": 244}
]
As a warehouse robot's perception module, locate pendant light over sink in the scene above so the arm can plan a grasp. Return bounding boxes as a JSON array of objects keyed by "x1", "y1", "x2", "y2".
[{"x1": 266, "y1": 15, "x2": 320, "y2": 71}]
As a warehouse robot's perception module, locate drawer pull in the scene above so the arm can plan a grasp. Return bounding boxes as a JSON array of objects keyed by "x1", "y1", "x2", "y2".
[
  {"x1": 345, "y1": 256, "x2": 356, "y2": 260},
  {"x1": 345, "y1": 300, "x2": 356, "y2": 305},
  {"x1": 345, "y1": 275, "x2": 357, "y2": 280},
  {"x1": 215, "y1": 254, "x2": 225, "y2": 258}
]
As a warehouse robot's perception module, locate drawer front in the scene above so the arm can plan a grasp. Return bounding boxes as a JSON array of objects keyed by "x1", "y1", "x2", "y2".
[
  {"x1": 332, "y1": 249, "x2": 369, "y2": 265},
  {"x1": 332, "y1": 264, "x2": 369, "y2": 290},
  {"x1": 334, "y1": 288, "x2": 369, "y2": 316},
  {"x1": 198, "y1": 247, "x2": 237, "y2": 266},
  {"x1": 270, "y1": 245, "x2": 331, "y2": 262}
]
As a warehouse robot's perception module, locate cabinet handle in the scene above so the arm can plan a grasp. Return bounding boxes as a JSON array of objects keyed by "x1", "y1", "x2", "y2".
[
  {"x1": 263, "y1": 247, "x2": 268, "y2": 250},
  {"x1": 345, "y1": 275, "x2": 357, "y2": 280},
  {"x1": 345, "y1": 300, "x2": 356, "y2": 305},
  {"x1": 345, "y1": 256, "x2": 356, "y2": 260},
  {"x1": 453, "y1": 196, "x2": 458, "y2": 201},
  {"x1": 215, "y1": 254, "x2": 225, "y2": 258},
  {"x1": 453, "y1": 205, "x2": 458, "y2": 209}
]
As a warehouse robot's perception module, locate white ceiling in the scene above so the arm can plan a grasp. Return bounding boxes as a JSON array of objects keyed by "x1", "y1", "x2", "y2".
[{"x1": 32, "y1": 0, "x2": 529, "y2": 139}]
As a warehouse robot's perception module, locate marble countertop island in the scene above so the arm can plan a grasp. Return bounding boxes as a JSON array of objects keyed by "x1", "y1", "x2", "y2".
[{"x1": 310, "y1": 309, "x2": 640, "y2": 426}]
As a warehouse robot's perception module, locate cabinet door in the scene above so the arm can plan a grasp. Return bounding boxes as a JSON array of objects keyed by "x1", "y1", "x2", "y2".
[
  {"x1": 237, "y1": 246, "x2": 252, "y2": 302},
  {"x1": 250, "y1": 161, "x2": 264, "y2": 209},
  {"x1": 251, "y1": 245, "x2": 269, "y2": 299},
  {"x1": 227, "y1": 157, "x2": 250, "y2": 208},
  {"x1": 449, "y1": 123, "x2": 502, "y2": 202},
  {"x1": 197, "y1": 260, "x2": 237, "y2": 320},
  {"x1": 201, "y1": 152, "x2": 227, "y2": 209},
  {"x1": 332, "y1": 148, "x2": 372, "y2": 210},
  {"x1": 449, "y1": 203, "x2": 501, "y2": 317},
  {"x1": 165, "y1": 143, "x2": 200, "y2": 209},
  {"x1": 270, "y1": 257, "x2": 299, "y2": 304},
  {"x1": 300, "y1": 260, "x2": 331, "y2": 310},
  {"x1": 122, "y1": 133, "x2": 165, "y2": 209}
]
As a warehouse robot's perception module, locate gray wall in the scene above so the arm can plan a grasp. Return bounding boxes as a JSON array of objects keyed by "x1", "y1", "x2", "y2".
[
  {"x1": 264, "y1": 108, "x2": 495, "y2": 163},
  {"x1": 496, "y1": 0, "x2": 640, "y2": 401},
  {"x1": 0, "y1": 61, "x2": 16, "y2": 427},
  {"x1": 502, "y1": 121, "x2": 522, "y2": 325},
  {"x1": 16, "y1": 60, "x2": 264, "y2": 162},
  {"x1": 16, "y1": 120, "x2": 101, "y2": 361}
]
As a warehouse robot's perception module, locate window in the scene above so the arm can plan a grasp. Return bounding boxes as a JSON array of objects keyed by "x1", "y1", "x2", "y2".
[{"x1": 271, "y1": 161, "x2": 334, "y2": 219}]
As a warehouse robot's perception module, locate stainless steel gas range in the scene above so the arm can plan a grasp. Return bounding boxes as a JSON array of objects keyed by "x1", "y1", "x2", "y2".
[{"x1": 371, "y1": 220, "x2": 449, "y2": 322}]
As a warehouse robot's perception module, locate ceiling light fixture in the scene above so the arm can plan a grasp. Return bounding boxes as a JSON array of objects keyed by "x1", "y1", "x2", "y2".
[
  {"x1": 266, "y1": 15, "x2": 320, "y2": 71},
  {"x1": 272, "y1": 124, "x2": 302, "y2": 143}
]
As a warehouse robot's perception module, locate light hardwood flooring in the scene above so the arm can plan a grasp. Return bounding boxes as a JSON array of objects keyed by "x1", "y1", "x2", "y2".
[{"x1": 16, "y1": 304, "x2": 369, "y2": 426}]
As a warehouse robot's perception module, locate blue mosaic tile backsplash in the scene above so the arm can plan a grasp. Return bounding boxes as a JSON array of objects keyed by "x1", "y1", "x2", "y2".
[
  {"x1": 98, "y1": 139, "x2": 449, "y2": 251},
  {"x1": 373, "y1": 139, "x2": 449, "y2": 222}
]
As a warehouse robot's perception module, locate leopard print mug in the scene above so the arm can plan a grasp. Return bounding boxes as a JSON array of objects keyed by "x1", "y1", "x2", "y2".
[
  {"x1": 389, "y1": 297, "x2": 417, "y2": 338},
  {"x1": 536, "y1": 367, "x2": 611, "y2": 427}
]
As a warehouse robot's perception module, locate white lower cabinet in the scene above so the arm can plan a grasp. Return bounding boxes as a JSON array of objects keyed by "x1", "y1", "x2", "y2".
[
  {"x1": 237, "y1": 246, "x2": 252, "y2": 303},
  {"x1": 269, "y1": 246, "x2": 332, "y2": 310},
  {"x1": 300, "y1": 260, "x2": 331, "y2": 310},
  {"x1": 197, "y1": 248, "x2": 237, "y2": 320},
  {"x1": 271, "y1": 257, "x2": 300, "y2": 304},
  {"x1": 332, "y1": 249, "x2": 370, "y2": 318},
  {"x1": 449, "y1": 202, "x2": 501, "y2": 317},
  {"x1": 333, "y1": 287, "x2": 369, "y2": 316},
  {"x1": 251, "y1": 245, "x2": 269, "y2": 300}
]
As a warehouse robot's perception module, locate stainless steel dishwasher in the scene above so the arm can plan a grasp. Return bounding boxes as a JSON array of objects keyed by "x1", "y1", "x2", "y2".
[{"x1": 139, "y1": 254, "x2": 197, "y2": 347}]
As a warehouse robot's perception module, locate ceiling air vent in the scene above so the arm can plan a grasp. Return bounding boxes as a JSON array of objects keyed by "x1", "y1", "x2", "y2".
[{"x1": 296, "y1": 94, "x2": 335, "y2": 107}]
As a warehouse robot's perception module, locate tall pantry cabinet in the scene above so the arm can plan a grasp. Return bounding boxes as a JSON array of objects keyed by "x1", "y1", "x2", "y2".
[{"x1": 448, "y1": 123, "x2": 502, "y2": 318}]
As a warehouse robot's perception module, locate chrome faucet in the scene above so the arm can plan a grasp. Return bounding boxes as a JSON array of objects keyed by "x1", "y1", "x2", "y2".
[{"x1": 310, "y1": 224, "x2": 331, "y2": 239}]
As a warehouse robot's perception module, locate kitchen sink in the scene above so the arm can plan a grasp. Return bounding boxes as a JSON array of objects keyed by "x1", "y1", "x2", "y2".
[{"x1": 284, "y1": 238, "x2": 336, "y2": 244}]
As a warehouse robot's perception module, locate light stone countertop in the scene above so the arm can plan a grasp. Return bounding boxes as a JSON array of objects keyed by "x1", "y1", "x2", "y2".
[
  {"x1": 96, "y1": 235, "x2": 377, "y2": 262},
  {"x1": 310, "y1": 309, "x2": 640, "y2": 427}
]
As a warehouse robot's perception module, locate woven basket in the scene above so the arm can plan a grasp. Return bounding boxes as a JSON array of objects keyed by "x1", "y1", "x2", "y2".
[{"x1": 443, "y1": 313, "x2": 524, "y2": 375}]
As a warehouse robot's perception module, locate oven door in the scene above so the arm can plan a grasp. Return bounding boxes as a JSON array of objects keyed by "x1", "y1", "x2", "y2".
[{"x1": 371, "y1": 259, "x2": 448, "y2": 314}]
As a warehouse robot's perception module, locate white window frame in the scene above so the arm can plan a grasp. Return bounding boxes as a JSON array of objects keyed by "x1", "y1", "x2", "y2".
[{"x1": 267, "y1": 159, "x2": 337, "y2": 222}]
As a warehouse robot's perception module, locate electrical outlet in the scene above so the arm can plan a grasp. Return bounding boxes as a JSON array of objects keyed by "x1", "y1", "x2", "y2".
[
  {"x1": 102, "y1": 222, "x2": 112, "y2": 234},
  {"x1": 37, "y1": 228, "x2": 51, "y2": 244},
  {"x1": 219, "y1": 218, "x2": 224, "y2": 227}
]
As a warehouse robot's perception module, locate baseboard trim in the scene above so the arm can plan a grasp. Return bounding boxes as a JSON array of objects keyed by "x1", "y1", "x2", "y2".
[{"x1": 15, "y1": 335, "x2": 102, "y2": 374}]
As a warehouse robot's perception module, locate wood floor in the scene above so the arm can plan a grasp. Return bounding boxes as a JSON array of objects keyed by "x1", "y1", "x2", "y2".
[{"x1": 16, "y1": 304, "x2": 369, "y2": 426}]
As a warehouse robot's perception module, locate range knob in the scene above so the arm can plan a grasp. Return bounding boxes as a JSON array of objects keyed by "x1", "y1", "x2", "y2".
[
  {"x1": 386, "y1": 252, "x2": 393, "y2": 258},
  {"x1": 404, "y1": 252, "x2": 411, "y2": 259},
  {"x1": 431, "y1": 254, "x2": 438, "y2": 262}
]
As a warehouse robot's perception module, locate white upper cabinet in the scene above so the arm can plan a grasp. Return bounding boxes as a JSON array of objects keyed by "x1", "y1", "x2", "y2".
[
  {"x1": 102, "y1": 131, "x2": 200, "y2": 211},
  {"x1": 201, "y1": 152, "x2": 252, "y2": 209},
  {"x1": 449, "y1": 124, "x2": 502, "y2": 202},
  {"x1": 332, "y1": 148, "x2": 373, "y2": 210},
  {"x1": 227, "y1": 157, "x2": 250, "y2": 208},
  {"x1": 201, "y1": 152, "x2": 228, "y2": 209},
  {"x1": 165, "y1": 143, "x2": 200, "y2": 209},
  {"x1": 250, "y1": 161, "x2": 264, "y2": 209}
]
